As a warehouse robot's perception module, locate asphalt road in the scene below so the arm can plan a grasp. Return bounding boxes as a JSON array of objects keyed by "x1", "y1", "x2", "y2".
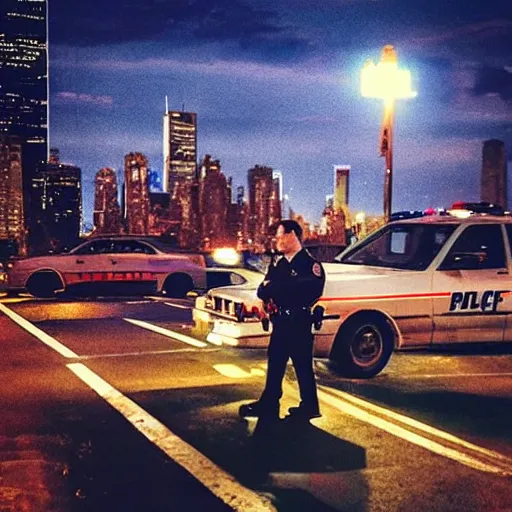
[{"x1": 1, "y1": 294, "x2": 512, "y2": 511}]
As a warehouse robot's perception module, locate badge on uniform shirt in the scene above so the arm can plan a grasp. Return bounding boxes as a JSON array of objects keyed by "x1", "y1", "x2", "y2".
[
  {"x1": 312, "y1": 262, "x2": 322, "y2": 277},
  {"x1": 291, "y1": 269, "x2": 298, "y2": 276}
]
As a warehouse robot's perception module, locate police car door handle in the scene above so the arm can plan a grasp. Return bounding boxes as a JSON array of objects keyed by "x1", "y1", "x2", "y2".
[
  {"x1": 497, "y1": 270, "x2": 508, "y2": 275},
  {"x1": 75, "y1": 259, "x2": 84, "y2": 264}
]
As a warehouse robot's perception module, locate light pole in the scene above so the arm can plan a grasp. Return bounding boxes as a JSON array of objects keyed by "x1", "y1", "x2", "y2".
[{"x1": 361, "y1": 45, "x2": 416, "y2": 222}]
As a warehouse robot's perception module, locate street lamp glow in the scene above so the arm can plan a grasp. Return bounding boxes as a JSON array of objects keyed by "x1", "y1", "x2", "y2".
[
  {"x1": 361, "y1": 45, "x2": 416, "y2": 222},
  {"x1": 361, "y1": 61, "x2": 416, "y2": 101}
]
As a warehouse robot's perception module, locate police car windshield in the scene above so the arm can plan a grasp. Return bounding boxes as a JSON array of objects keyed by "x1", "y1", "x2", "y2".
[{"x1": 336, "y1": 223, "x2": 458, "y2": 270}]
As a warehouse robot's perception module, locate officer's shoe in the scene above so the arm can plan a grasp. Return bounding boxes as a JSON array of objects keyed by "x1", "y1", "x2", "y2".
[
  {"x1": 286, "y1": 405, "x2": 322, "y2": 420},
  {"x1": 239, "y1": 401, "x2": 279, "y2": 419}
]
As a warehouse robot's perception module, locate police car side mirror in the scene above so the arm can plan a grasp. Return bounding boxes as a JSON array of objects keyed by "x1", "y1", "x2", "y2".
[{"x1": 439, "y1": 252, "x2": 486, "y2": 271}]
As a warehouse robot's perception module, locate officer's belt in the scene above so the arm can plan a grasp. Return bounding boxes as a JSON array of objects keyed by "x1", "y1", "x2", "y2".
[{"x1": 273, "y1": 306, "x2": 311, "y2": 317}]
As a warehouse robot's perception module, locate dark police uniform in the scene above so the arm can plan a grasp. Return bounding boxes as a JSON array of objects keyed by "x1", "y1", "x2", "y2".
[{"x1": 244, "y1": 248, "x2": 326, "y2": 419}]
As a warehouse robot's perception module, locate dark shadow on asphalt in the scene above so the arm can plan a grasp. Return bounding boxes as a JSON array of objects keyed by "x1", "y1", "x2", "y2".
[
  {"x1": 245, "y1": 417, "x2": 368, "y2": 511},
  {"x1": 246, "y1": 416, "x2": 366, "y2": 483},
  {"x1": 138, "y1": 384, "x2": 368, "y2": 511}
]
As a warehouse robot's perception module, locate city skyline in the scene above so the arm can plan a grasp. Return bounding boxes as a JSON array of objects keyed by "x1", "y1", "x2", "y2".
[{"x1": 48, "y1": 0, "x2": 512, "y2": 224}]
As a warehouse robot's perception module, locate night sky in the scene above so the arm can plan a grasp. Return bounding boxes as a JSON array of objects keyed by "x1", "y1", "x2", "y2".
[{"x1": 48, "y1": 0, "x2": 512, "y2": 225}]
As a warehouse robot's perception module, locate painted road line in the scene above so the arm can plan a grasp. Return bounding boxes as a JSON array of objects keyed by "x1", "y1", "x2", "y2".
[
  {"x1": 0, "y1": 297, "x2": 32, "y2": 305},
  {"x1": 316, "y1": 387, "x2": 512, "y2": 476},
  {"x1": 79, "y1": 347, "x2": 220, "y2": 360},
  {"x1": 213, "y1": 364, "x2": 252, "y2": 378},
  {"x1": 164, "y1": 302, "x2": 191, "y2": 310},
  {"x1": 397, "y1": 372, "x2": 512, "y2": 379},
  {"x1": 67, "y1": 363, "x2": 275, "y2": 512},
  {"x1": 123, "y1": 318, "x2": 207, "y2": 348},
  {"x1": 0, "y1": 303, "x2": 78, "y2": 358},
  {"x1": 321, "y1": 386, "x2": 511, "y2": 463}
]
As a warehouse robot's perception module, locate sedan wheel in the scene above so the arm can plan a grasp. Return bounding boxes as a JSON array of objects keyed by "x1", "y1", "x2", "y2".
[
  {"x1": 26, "y1": 272, "x2": 63, "y2": 298},
  {"x1": 330, "y1": 315, "x2": 394, "y2": 378}
]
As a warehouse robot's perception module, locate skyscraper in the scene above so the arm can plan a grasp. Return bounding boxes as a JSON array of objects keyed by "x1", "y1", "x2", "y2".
[
  {"x1": 270, "y1": 170, "x2": 283, "y2": 227},
  {"x1": 94, "y1": 167, "x2": 121, "y2": 235},
  {"x1": 162, "y1": 109, "x2": 197, "y2": 192},
  {"x1": 0, "y1": 135, "x2": 26, "y2": 255},
  {"x1": 0, "y1": 0, "x2": 48, "y2": 250},
  {"x1": 198, "y1": 154, "x2": 230, "y2": 249},
  {"x1": 333, "y1": 165, "x2": 350, "y2": 210},
  {"x1": 32, "y1": 155, "x2": 82, "y2": 254},
  {"x1": 124, "y1": 153, "x2": 150, "y2": 235},
  {"x1": 248, "y1": 165, "x2": 273, "y2": 250},
  {"x1": 481, "y1": 139, "x2": 507, "y2": 209}
]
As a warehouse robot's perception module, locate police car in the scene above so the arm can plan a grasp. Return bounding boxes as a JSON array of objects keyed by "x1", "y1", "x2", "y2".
[
  {"x1": 6, "y1": 236, "x2": 206, "y2": 298},
  {"x1": 196, "y1": 215, "x2": 512, "y2": 378}
]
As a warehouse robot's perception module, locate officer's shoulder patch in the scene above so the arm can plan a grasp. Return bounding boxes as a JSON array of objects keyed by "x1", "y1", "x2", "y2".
[
  {"x1": 273, "y1": 255, "x2": 283, "y2": 266},
  {"x1": 312, "y1": 262, "x2": 322, "y2": 277}
]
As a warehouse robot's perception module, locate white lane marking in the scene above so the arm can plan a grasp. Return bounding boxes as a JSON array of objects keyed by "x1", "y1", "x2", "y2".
[
  {"x1": 0, "y1": 303, "x2": 78, "y2": 358},
  {"x1": 322, "y1": 386, "x2": 511, "y2": 463},
  {"x1": 79, "y1": 347, "x2": 220, "y2": 360},
  {"x1": 316, "y1": 387, "x2": 512, "y2": 476},
  {"x1": 396, "y1": 372, "x2": 512, "y2": 379},
  {"x1": 213, "y1": 364, "x2": 252, "y2": 378},
  {"x1": 0, "y1": 297, "x2": 32, "y2": 304},
  {"x1": 163, "y1": 302, "x2": 191, "y2": 310},
  {"x1": 207, "y1": 332, "x2": 239, "y2": 346},
  {"x1": 123, "y1": 318, "x2": 207, "y2": 348},
  {"x1": 67, "y1": 363, "x2": 275, "y2": 512},
  {"x1": 144, "y1": 295, "x2": 168, "y2": 302}
]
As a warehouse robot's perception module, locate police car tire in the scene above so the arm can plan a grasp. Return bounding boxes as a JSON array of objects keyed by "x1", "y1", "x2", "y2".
[
  {"x1": 330, "y1": 314, "x2": 394, "y2": 379},
  {"x1": 26, "y1": 271, "x2": 63, "y2": 299},
  {"x1": 163, "y1": 273, "x2": 194, "y2": 298}
]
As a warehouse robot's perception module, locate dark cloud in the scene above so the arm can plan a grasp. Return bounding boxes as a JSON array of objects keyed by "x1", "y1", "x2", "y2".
[
  {"x1": 49, "y1": 0, "x2": 306, "y2": 54},
  {"x1": 473, "y1": 66, "x2": 512, "y2": 101}
]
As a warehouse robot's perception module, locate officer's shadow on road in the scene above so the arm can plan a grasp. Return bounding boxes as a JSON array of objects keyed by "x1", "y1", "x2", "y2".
[{"x1": 242, "y1": 417, "x2": 368, "y2": 511}]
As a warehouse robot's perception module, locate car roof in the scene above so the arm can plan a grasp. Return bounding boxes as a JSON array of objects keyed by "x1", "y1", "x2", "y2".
[
  {"x1": 394, "y1": 214, "x2": 512, "y2": 225},
  {"x1": 82, "y1": 235, "x2": 201, "y2": 252}
]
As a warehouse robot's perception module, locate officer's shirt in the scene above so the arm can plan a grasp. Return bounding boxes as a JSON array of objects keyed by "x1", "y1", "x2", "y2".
[{"x1": 257, "y1": 248, "x2": 325, "y2": 309}]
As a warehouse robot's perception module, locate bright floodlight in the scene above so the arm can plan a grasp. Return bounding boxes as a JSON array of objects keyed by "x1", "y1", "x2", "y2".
[{"x1": 361, "y1": 46, "x2": 416, "y2": 101}]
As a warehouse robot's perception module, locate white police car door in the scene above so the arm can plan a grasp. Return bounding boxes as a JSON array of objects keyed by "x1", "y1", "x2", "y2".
[
  {"x1": 63, "y1": 239, "x2": 116, "y2": 285},
  {"x1": 432, "y1": 224, "x2": 509, "y2": 344},
  {"x1": 502, "y1": 224, "x2": 512, "y2": 342},
  {"x1": 103, "y1": 239, "x2": 158, "y2": 283}
]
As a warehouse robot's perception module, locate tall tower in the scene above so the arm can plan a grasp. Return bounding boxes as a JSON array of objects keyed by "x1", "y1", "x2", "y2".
[
  {"x1": 0, "y1": 0, "x2": 49, "y2": 250},
  {"x1": 248, "y1": 165, "x2": 273, "y2": 250},
  {"x1": 124, "y1": 153, "x2": 150, "y2": 235},
  {"x1": 481, "y1": 140, "x2": 507, "y2": 209},
  {"x1": 0, "y1": 136, "x2": 26, "y2": 255},
  {"x1": 333, "y1": 165, "x2": 350, "y2": 210},
  {"x1": 94, "y1": 167, "x2": 121, "y2": 234},
  {"x1": 198, "y1": 155, "x2": 230, "y2": 250},
  {"x1": 270, "y1": 170, "x2": 283, "y2": 226},
  {"x1": 162, "y1": 108, "x2": 197, "y2": 192},
  {"x1": 32, "y1": 156, "x2": 82, "y2": 254}
]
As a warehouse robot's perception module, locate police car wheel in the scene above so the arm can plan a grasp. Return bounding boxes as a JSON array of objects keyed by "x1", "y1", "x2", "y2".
[
  {"x1": 331, "y1": 315, "x2": 393, "y2": 378},
  {"x1": 163, "y1": 273, "x2": 194, "y2": 298},
  {"x1": 26, "y1": 271, "x2": 63, "y2": 299}
]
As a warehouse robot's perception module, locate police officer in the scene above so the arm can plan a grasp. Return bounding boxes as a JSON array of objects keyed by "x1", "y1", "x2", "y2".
[{"x1": 239, "y1": 220, "x2": 326, "y2": 421}]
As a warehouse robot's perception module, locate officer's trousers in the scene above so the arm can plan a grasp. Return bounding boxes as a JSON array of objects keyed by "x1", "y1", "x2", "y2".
[{"x1": 259, "y1": 314, "x2": 320, "y2": 413}]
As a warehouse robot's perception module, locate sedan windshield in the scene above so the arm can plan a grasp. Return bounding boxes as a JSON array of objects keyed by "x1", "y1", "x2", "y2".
[{"x1": 336, "y1": 222, "x2": 458, "y2": 270}]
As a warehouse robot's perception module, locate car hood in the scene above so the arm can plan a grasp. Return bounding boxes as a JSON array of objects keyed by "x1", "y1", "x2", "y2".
[{"x1": 208, "y1": 262, "x2": 425, "y2": 304}]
